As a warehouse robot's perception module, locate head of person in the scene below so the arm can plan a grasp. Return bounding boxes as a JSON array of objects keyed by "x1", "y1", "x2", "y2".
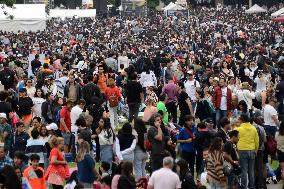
[
  {"x1": 31, "y1": 117, "x2": 41, "y2": 129},
  {"x1": 229, "y1": 130, "x2": 239, "y2": 144},
  {"x1": 100, "y1": 161, "x2": 111, "y2": 174},
  {"x1": 219, "y1": 117, "x2": 231, "y2": 131},
  {"x1": 14, "y1": 166, "x2": 22, "y2": 179},
  {"x1": 0, "y1": 165, "x2": 22, "y2": 189},
  {"x1": 238, "y1": 100, "x2": 248, "y2": 112},
  {"x1": 239, "y1": 113, "x2": 251, "y2": 124},
  {"x1": 0, "y1": 146, "x2": 6, "y2": 159},
  {"x1": 84, "y1": 114, "x2": 93, "y2": 128},
  {"x1": 39, "y1": 125, "x2": 48, "y2": 137},
  {"x1": 176, "y1": 81, "x2": 185, "y2": 92},
  {"x1": 195, "y1": 88, "x2": 204, "y2": 100},
  {"x1": 34, "y1": 88, "x2": 44, "y2": 98},
  {"x1": 75, "y1": 116, "x2": 86, "y2": 128},
  {"x1": 107, "y1": 78, "x2": 116, "y2": 88},
  {"x1": 66, "y1": 99, "x2": 73, "y2": 109},
  {"x1": 149, "y1": 113, "x2": 162, "y2": 127},
  {"x1": 176, "y1": 159, "x2": 189, "y2": 176},
  {"x1": 120, "y1": 122, "x2": 133, "y2": 135},
  {"x1": 15, "y1": 122, "x2": 25, "y2": 134},
  {"x1": 121, "y1": 161, "x2": 133, "y2": 178},
  {"x1": 98, "y1": 65, "x2": 104, "y2": 74},
  {"x1": 77, "y1": 99, "x2": 86, "y2": 110},
  {"x1": 0, "y1": 113, "x2": 7, "y2": 124},
  {"x1": 268, "y1": 97, "x2": 277, "y2": 107},
  {"x1": 30, "y1": 154, "x2": 40, "y2": 169},
  {"x1": 134, "y1": 118, "x2": 146, "y2": 135},
  {"x1": 49, "y1": 136, "x2": 64, "y2": 150},
  {"x1": 209, "y1": 137, "x2": 223, "y2": 152},
  {"x1": 159, "y1": 93, "x2": 167, "y2": 102},
  {"x1": 75, "y1": 141, "x2": 90, "y2": 163},
  {"x1": 187, "y1": 70, "x2": 194, "y2": 80},
  {"x1": 197, "y1": 122, "x2": 207, "y2": 131},
  {"x1": 219, "y1": 78, "x2": 226, "y2": 87},
  {"x1": 26, "y1": 79, "x2": 33, "y2": 87},
  {"x1": 184, "y1": 115, "x2": 194, "y2": 128},
  {"x1": 68, "y1": 74, "x2": 75, "y2": 84},
  {"x1": 31, "y1": 129, "x2": 39, "y2": 140},
  {"x1": 13, "y1": 151, "x2": 26, "y2": 167},
  {"x1": 163, "y1": 156, "x2": 174, "y2": 169}
]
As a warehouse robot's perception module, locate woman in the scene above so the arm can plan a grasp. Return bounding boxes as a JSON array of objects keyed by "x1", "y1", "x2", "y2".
[
  {"x1": 195, "y1": 89, "x2": 214, "y2": 121},
  {"x1": 32, "y1": 88, "x2": 45, "y2": 118},
  {"x1": 1, "y1": 165, "x2": 22, "y2": 189},
  {"x1": 206, "y1": 137, "x2": 227, "y2": 189},
  {"x1": 39, "y1": 125, "x2": 49, "y2": 144},
  {"x1": 236, "y1": 82, "x2": 255, "y2": 113},
  {"x1": 232, "y1": 100, "x2": 250, "y2": 119},
  {"x1": 17, "y1": 88, "x2": 34, "y2": 129},
  {"x1": 177, "y1": 115, "x2": 197, "y2": 177},
  {"x1": 203, "y1": 85, "x2": 212, "y2": 103},
  {"x1": 221, "y1": 61, "x2": 234, "y2": 78},
  {"x1": 76, "y1": 141, "x2": 99, "y2": 188},
  {"x1": 143, "y1": 98, "x2": 157, "y2": 123},
  {"x1": 145, "y1": 86, "x2": 158, "y2": 105},
  {"x1": 105, "y1": 78, "x2": 122, "y2": 129},
  {"x1": 133, "y1": 118, "x2": 148, "y2": 180},
  {"x1": 276, "y1": 121, "x2": 284, "y2": 184},
  {"x1": 116, "y1": 123, "x2": 136, "y2": 162},
  {"x1": 96, "y1": 118, "x2": 115, "y2": 173},
  {"x1": 176, "y1": 159, "x2": 196, "y2": 189},
  {"x1": 15, "y1": 166, "x2": 32, "y2": 189},
  {"x1": 45, "y1": 137, "x2": 69, "y2": 189},
  {"x1": 28, "y1": 117, "x2": 42, "y2": 136},
  {"x1": 117, "y1": 161, "x2": 135, "y2": 189},
  {"x1": 26, "y1": 79, "x2": 36, "y2": 98},
  {"x1": 139, "y1": 66, "x2": 157, "y2": 98}
]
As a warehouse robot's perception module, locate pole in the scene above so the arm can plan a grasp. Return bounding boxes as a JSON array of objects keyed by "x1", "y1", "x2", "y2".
[{"x1": 249, "y1": 0, "x2": 252, "y2": 7}]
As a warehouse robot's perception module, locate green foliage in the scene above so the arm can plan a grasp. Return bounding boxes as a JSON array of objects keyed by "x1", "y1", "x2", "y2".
[{"x1": 0, "y1": 0, "x2": 15, "y2": 7}]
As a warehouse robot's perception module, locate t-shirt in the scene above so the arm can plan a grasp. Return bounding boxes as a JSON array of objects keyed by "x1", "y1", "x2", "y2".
[
  {"x1": 147, "y1": 126, "x2": 164, "y2": 155},
  {"x1": 220, "y1": 87, "x2": 227, "y2": 111},
  {"x1": 177, "y1": 127, "x2": 196, "y2": 153},
  {"x1": 224, "y1": 141, "x2": 238, "y2": 162},
  {"x1": 178, "y1": 91, "x2": 190, "y2": 115},
  {"x1": 264, "y1": 104, "x2": 278, "y2": 127},
  {"x1": 184, "y1": 79, "x2": 200, "y2": 102},
  {"x1": 148, "y1": 168, "x2": 181, "y2": 189},
  {"x1": 126, "y1": 81, "x2": 143, "y2": 103},
  {"x1": 60, "y1": 106, "x2": 71, "y2": 132},
  {"x1": 77, "y1": 154, "x2": 96, "y2": 183},
  {"x1": 32, "y1": 97, "x2": 45, "y2": 118},
  {"x1": 162, "y1": 83, "x2": 177, "y2": 103}
]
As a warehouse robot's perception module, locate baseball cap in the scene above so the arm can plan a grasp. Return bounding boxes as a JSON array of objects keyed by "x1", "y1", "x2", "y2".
[
  {"x1": 46, "y1": 123, "x2": 58, "y2": 130},
  {"x1": 0, "y1": 113, "x2": 7, "y2": 120}
]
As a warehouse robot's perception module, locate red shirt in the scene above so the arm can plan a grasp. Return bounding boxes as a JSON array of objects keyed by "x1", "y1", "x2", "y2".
[{"x1": 59, "y1": 106, "x2": 71, "y2": 132}]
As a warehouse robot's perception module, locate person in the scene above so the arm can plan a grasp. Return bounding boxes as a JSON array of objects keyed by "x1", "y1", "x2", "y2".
[
  {"x1": 176, "y1": 159, "x2": 196, "y2": 189},
  {"x1": 176, "y1": 80, "x2": 193, "y2": 125},
  {"x1": 76, "y1": 141, "x2": 99, "y2": 188},
  {"x1": 263, "y1": 97, "x2": 280, "y2": 137},
  {"x1": 223, "y1": 130, "x2": 240, "y2": 189},
  {"x1": 45, "y1": 137, "x2": 69, "y2": 189},
  {"x1": 31, "y1": 54, "x2": 41, "y2": 74},
  {"x1": 105, "y1": 78, "x2": 121, "y2": 129},
  {"x1": 117, "y1": 161, "x2": 135, "y2": 189},
  {"x1": 0, "y1": 113, "x2": 13, "y2": 154},
  {"x1": 59, "y1": 99, "x2": 73, "y2": 153},
  {"x1": 41, "y1": 92, "x2": 54, "y2": 124},
  {"x1": 14, "y1": 151, "x2": 27, "y2": 173},
  {"x1": 139, "y1": 65, "x2": 157, "y2": 98},
  {"x1": 81, "y1": 75, "x2": 102, "y2": 106},
  {"x1": 147, "y1": 113, "x2": 165, "y2": 172},
  {"x1": 206, "y1": 137, "x2": 227, "y2": 189},
  {"x1": 125, "y1": 73, "x2": 143, "y2": 122},
  {"x1": 116, "y1": 123, "x2": 136, "y2": 162},
  {"x1": 157, "y1": 93, "x2": 169, "y2": 126},
  {"x1": 276, "y1": 121, "x2": 284, "y2": 185},
  {"x1": 235, "y1": 113, "x2": 259, "y2": 189},
  {"x1": 0, "y1": 91, "x2": 12, "y2": 118},
  {"x1": 77, "y1": 116, "x2": 92, "y2": 148},
  {"x1": 184, "y1": 70, "x2": 200, "y2": 110},
  {"x1": 236, "y1": 82, "x2": 255, "y2": 114},
  {"x1": 23, "y1": 154, "x2": 46, "y2": 189},
  {"x1": 39, "y1": 125, "x2": 49, "y2": 143},
  {"x1": 0, "y1": 145, "x2": 13, "y2": 171},
  {"x1": 26, "y1": 79, "x2": 36, "y2": 98},
  {"x1": 63, "y1": 170, "x2": 83, "y2": 189},
  {"x1": 15, "y1": 166, "x2": 32, "y2": 189},
  {"x1": 133, "y1": 118, "x2": 148, "y2": 180},
  {"x1": 64, "y1": 74, "x2": 81, "y2": 103},
  {"x1": 177, "y1": 115, "x2": 196, "y2": 177},
  {"x1": 32, "y1": 88, "x2": 45, "y2": 118},
  {"x1": 195, "y1": 89, "x2": 214, "y2": 121},
  {"x1": 148, "y1": 156, "x2": 181, "y2": 189},
  {"x1": 13, "y1": 122, "x2": 30, "y2": 154},
  {"x1": 70, "y1": 99, "x2": 85, "y2": 134},
  {"x1": 17, "y1": 88, "x2": 34, "y2": 128},
  {"x1": 118, "y1": 51, "x2": 129, "y2": 71},
  {"x1": 162, "y1": 76, "x2": 177, "y2": 123},
  {"x1": 143, "y1": 98, "x2": 157, "y2": 123},
  {"x1": 212, "y1": 78, "x2": 232, "y2": 125},
  {"x1": 25, "y1": 129, "x2": 47, "y2": 168},
  {"x1": 216, "y1": 117, "x2": 231, "y2": 144},
  {"x1": 1, "y1": 165, "x2": 22, "y2": 189}
]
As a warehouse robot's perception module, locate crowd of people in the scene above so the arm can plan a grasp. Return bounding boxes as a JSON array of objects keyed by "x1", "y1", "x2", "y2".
[{"x1": 0, "y1": 3, "x2": 284, "y2": 189}]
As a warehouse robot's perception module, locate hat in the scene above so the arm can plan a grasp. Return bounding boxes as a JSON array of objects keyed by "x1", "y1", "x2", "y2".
[
  {"x1": 0, "y1": 113, "x2": 7, "y2": 120},
  {"x1": 213, "y1": 77, "x2": 220, "y2": 81},
  {"x1": 187, "y1": 70, "x2": 194, "y2": 75},
  {"x1": 46, "y1": 123, "x2": 58, "y2": 130}
]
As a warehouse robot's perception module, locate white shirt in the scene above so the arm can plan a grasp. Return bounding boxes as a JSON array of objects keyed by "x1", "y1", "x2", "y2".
[
  {"x1": 220, "y1": 87, "x2": 228, "y2": 111},
  {"x1": 118, "y1": 55, "x2": 129, "y2": 70},
  {"x1": 255, "y1": 77, "x2": 268, "y2": 92},
  {"x1": 148, "y1": 168, "x2": 181, "y2": 189},
  {"x1": 98, "y1": 130, "x2": 114, "y2": 145},
  {"x1": 184, "y1": 79, "x2": 200, "y2": 102},
  {"x1": 236, "y1": 89, "x2": 255, "y2": 110},
  {"x1": 264, "y1": 104, "x2": 278, "y2": 127},
  {"x1": 32, "y1": 97, "x2": 45, "y2": 118},
  {"x1": 70, "y1": 105, "x2": 83, "y2": 133},
  {"x1": 115, "y1": 138, "x2": 137, "y2": 161},
  {"x1": 139, "y1": 71, "x2": 157, "y2": 88}
]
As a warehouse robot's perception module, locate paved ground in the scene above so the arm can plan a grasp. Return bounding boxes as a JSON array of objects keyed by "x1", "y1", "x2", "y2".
[{"x1": 268, "y1": 183, "x2": 282, "y2": 189}]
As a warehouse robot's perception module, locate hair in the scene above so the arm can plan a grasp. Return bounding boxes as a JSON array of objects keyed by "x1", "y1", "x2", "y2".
[
  {"x1": 121, "y1": 161, "x2": 133, "y2": 178},
  {"x1": 16, "y1": 122, "x2": 24, "y2": 128},
  {"x1": 31, "y1": 129, "x2": 39, "y2": 139},
  {"x1": 101, "y1": 118, "x2": 113, "y2": 139},
  {"x1": 177, "y1": 81, "x2": 185, "y2": 89},
  {"x1": 101, "y1": 161, "x2": 110, "y2": 172},
  {"x1": 176, "y1": 159, "x2": 189, "y2": 176},
  {"x1": 49, "y1": 136, "x2": 64, "y2": 148},
  {"x1": 159, "y1": 93, "x2": 167, "y2": 102},
  {"x1": 76, "y1": 141, "x2": 90, "y2": 162},
  {"x1": 77, "y1": 99, "x2": 86, "y2": 106},
  {"x1": 0, "y1": 165, "x2": 22, "y2": 189},
  {"x1": 196, "y1": 88, "x2": 205, "y2": 98},
  {"x1": 279, "y1": 121, "x2": 284, "y2": 136},
  {"x1": 75, "y1": 116, "x2": 86, "y2": 128},
  {"x1": 66, "y1": 170, "x2": 79, "y2": 185},
  {"x1": 238, "y1": 100, "x2": 248, "y2": 112},
  {"x1": 14, "y1": 151, "x2": 25, "y2": 160},
  {"x1": 30, "y1": 154, "x2": 40, "y2": 162},
  {"x1": 219, "y1": 117, "x2": 230, "y2": 129},
  {"x1": 229, "y1": 130, "x2": 239, "y2": 138},
  {"x1": 163, "y1": 156, "x2": 174, "y2": 168},
  {"x1": 239, "y1": 113, "x2": 251, "y2": 123},
  {"x1": 197, "y1": 122, "x2": 207, "y2": 129},
  {"x1": 120, "y1": 122, "x2": 133, "y2": 134},
  {"x1": 134, "y1": 118, "x2": 147, "y2": 151},
  {"x1": 148, "y1": 113, "x2": 162, "y2": 126},
  {"x1": 34, "y1": 88, "x2": 45, "y2": 98},
  {"x1": 32, "y1": 116, "x2": 42, "y2": 123},
  {"x1": 39, "y1": 125, "x2": 49, "y2": 137},
  {"x1": 209, "y1": 137, "x2": 223, "y2": 152},
  {"x1": 107, "y1": 78, "x2": 116, "y2": 87},
  {"x1": 184, "y1": 115, "x2": 195, "y2": 122}
]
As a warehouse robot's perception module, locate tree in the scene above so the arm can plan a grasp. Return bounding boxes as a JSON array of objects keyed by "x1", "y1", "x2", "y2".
[{"x1": 0, "y1": 0, "x2": 15, "y2": 7}]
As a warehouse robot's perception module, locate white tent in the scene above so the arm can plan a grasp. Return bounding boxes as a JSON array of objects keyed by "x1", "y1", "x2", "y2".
[
  {"x1": 162, "y1": 2, "x2": 176, "y2": 10},
  {"x1": 169, "y1": 4, "x2": 186, "y2": 10},
  {"x1": 163, "y1": 2, "x2": 186, "y2": 11},
  {"x1": 49, "y1": 9, "x2": 96, "y2": 18},
  {"x1": 271, "y1": 7, "x2": 284, "y2": 17},
  {"x1": 0, "y1": 4, "x2": 46, "y2": 32},
  {"x1": 245, "y1": 4, "x2": 267, "y2": 14}
]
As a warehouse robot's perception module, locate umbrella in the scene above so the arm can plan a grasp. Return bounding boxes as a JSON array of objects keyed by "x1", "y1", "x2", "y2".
[{"x1": 272, "y1": 15, "x2": 284, "y2": 22}]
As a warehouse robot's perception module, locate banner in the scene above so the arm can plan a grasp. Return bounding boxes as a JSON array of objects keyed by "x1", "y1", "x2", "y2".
[{"x1": 121, "y1": 0, "x2": 147, "y2": 16}]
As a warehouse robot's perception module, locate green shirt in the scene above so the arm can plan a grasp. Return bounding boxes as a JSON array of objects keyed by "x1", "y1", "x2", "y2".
[{"x1": 157, "y1": 101, "x2": 169, "y2": 126}]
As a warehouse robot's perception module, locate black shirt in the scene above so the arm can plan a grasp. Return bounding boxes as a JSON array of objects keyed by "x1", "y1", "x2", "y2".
[
  {"x1": 216, "y1": 129, "x2": 229, "y2": 144},
  {"x1": 224, "y1": 141, "x2": 238, "y2": 162},
  {"x1": 178, "y1": 91, "x2": 190, "y2": 115},
  {"x1": 147, "y1": 126, "x2": 164, "y2": 155},
  {"x1": 17, "y1": 97, "x2": 33, "y2": 117},
  {"x1": 0, "y1": 101, "x2": 12, "y2": 118},
  {"x1": 31, "y1": 59, "x2": 41, "y2": 72},
  {"x1": 125, "y1": 80, "x2": 142, "y2": 103}
]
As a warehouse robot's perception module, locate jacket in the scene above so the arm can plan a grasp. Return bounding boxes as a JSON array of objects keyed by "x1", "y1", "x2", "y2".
[
  {"x1": 235, "y1": 122, "x2": 259, "y2": 151},
  {"x1": 180, "y1": 171, "x2": 196, "y2": 189},
  {"x1": 212, "y1": 86, "x2": 232, "y2": 111},
  {"x1": 64, "y1": 82, "x2": 81, "y2": 102}
]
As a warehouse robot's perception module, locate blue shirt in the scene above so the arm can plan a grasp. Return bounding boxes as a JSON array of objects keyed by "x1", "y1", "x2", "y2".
[
  {"x1": 177, "y1": 126, "x2": 196, "y2": 153},
  {"x1": 77, "y1": 154, "x2": 96, "y2": 183},
  {"x1": 0, "y1": 156, "x2": 13, "y2": 171}
]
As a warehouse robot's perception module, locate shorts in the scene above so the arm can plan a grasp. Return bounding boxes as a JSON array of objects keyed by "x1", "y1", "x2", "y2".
[
  {"x1": 278, "y1": 150, "x2": 284, "y2": 163},
  {"x1": 62, "y1": 132, "x2": 71, "y2": 145}
]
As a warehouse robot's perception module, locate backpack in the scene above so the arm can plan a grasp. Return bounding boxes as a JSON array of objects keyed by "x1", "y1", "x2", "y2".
[
  {"x1": 109, "y1": 94, "x2": 119, "y2": 107},
  {"x1": 56, "y1": 109, "x2": 61, "y2": 125},
  {"x1": 267, "y1": 135, "x2": 277, "y2": 155}
]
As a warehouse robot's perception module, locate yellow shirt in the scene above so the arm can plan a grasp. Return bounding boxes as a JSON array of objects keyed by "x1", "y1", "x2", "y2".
[{"x1": 235, "y1": 122, "x2": 259, "y2": 151}]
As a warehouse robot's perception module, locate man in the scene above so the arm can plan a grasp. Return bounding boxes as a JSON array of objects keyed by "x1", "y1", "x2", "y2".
[
  {"x1": 163, "y1": 61, "x2": 174, "y2": 85},
  {"x1": 105, "y1": 53, "x2": 117, "y2": 73},
  {"x1": 125, "y1": 73, "x2": 143, "y2": 122},
  {"x1": 0, "y1": 113, "x2": 13, "y2": 154},
  {"x1": 212, "y1": 77, "x2": 232, "y2": 126},
  {"x1": 55, "y1": 70, "x2": 68, "y2": 98},
  {"x1": 216, "y1": 117, "x2": 231, "y2": 144},
  {"x1": 235, "y1": 114, "x2": 259, "y2": 189},
  {"x1": 184, "y1": 70, "x2": 200, "y2": 110},
  {"x1": 223, "y1": 130, "x2": 240, "y2": 189},
  {"x1": 162, "y1": 76, "x2": 177, "y2": 123},
  {"x1": 148, "y1": 156, "x2": 181, "y2": 189},
  {"x1": 60, "y1": 99, "x2": 73, "y2": 153},
  {"x1": 0, "y1": 62, "x2": 17, "y2": 90},
  {"x1": 81, "y1": 75, "x2": 102, "y2": 106},
  {"x1": 0, "y1": 145, "x2": 13, "y2": 170},
  {"x1": 176, "y1": 81, "x2": 193, "y2": 126},
  {"x1": 31, "y1": 54, "x2": 42, "y2": 74},
  {"x1": 64, "y1": 74, "x2": 81, "y2": 103},
  {"x1": 13, "y1": 122, "x2": 30, "y2": 153},
  {"x1": 263, "y1": 97, "x2": 280, "y2": 137},
  {"x1": 117, "y1": 51, "x2": 129, "y2": 71},
  {"x1": 71, "y1": 99, "x2": 86, "y2": 134}
]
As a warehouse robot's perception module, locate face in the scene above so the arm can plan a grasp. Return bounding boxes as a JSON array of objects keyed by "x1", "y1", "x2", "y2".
[
  {"x1": 69, "y1": 76, "x2": 75, "y2": 83},
  {"x1": 41, "y1": 127, "x2": 47, "y2": 135},
  {"x1": 86, "y1": 117, "x2": 93, "y2": 127},
  {"x1": 17, "y1": 124, "x2": 25, "y2": 133},
  {"x1": 15, "y1": 168, "x2": 21, "y2": 179},
  {"x1": 32, "y1": 119, "x2": 40, "y2": 128},
  {"x1": 195, "y1": 92, "x2": 200, "y2": 99},
  {"x1": 154, "y1": 117, "x2": 162, "y2": 127},
  {"x1": 99, "y1": 119, "x2": 104, "y2": 128},
  {"x1": 98, "y1": 66, "x2": 104, "y2": 73},
  {"x1": 209, "y1": 77, "x2": 213, "y2": 84},
  {"x1": 185, "y1": 119, "x2": 193, "y2": 127},
  {"x1": 14, "y1": 157, "x2": 22, "y2": 166},
  {"x1": 58, "y1": 140, "x2": 64, "y2": 150},
  {"x1": 0, "y1": 117, "x2": 5, "y2": 124},
  {"x1": 31, "y1": 160, "x2": 39, "y2": 169},
  {"x1": 58, "y1": 98, "x2": 63, "y2": 105},
  {"x1": 0, "y1": 148, "x2": 5, "y2": 159},
  {"x1": 36, "y1": 89, "x2": 42, "y2": 96},
  {"x1": 26, "y1": 80, "x2": 32, "y2": 86},
  {"x1": 232, "y1": 134, "x2": 239, "y2": 143},
  {"x1": 219, "y1": 79, "x2": 225, "y2": 87},
  {"x1": 187, "y1": 74, "x2": 193, "y2": 80}
]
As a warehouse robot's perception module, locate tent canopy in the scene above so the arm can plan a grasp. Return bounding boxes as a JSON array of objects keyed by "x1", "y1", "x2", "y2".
[
  {"x1": 245, "y1": 4, "x2": 267, "y2": 14},
  {"x1": 163, "y1": 2, "x2": 186, "y2": 11},
  {"x1": 0, "y1": 4, "x2": 46, "y2": 20},
  {"x1": 271, "y1": 7, "x2": 284, "y2": 17},
  {"x1": 49, "y1": 9, "x2": 96, "y2": 18},
  {"x1": 162, "y1": 2, "x2": 176, "y2": 10}
]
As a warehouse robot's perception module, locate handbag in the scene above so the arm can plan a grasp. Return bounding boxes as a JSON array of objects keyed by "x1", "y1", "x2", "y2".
[
  {"x1": 267, "y1": 135, "x2": 277, "y2": 155},
  {"x1": 223, "y1": 160, "x2": 233, "y2": 176}
]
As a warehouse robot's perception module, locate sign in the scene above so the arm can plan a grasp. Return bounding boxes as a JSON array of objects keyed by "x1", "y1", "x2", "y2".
[
  {"x1": 121, "y1": 0, "x2": 147, "y2": 17},
  {"x1": 167, "y1": 10, "x2": 188, "y2": 17}
]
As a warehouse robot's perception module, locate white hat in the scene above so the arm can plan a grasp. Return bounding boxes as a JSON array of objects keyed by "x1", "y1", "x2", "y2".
[
  {"x1": 46, "y1": 123, "x2": 58, "y2": 130},
  {"x1": 0, "y1": 113, "x2": 7, "y2": 120},
  {"x1": 187, "y1": 70, "x2": 194, "y2": 75}
]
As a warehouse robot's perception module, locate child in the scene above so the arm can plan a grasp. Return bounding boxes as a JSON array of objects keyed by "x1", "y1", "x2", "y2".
[
  {"x1": 99, "y1": 161, "x2": 110, "y2": 178},
  {"x1": 23, "y1": 154, "x2": 46, "y2": 189}
]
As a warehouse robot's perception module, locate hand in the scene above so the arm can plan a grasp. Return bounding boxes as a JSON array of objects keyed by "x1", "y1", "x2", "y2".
[
  {"x1": 66, "y1": 130, "x2": 71, "y2": 134},
  {"x1": 186, "y1": 138, "x2": 192, "y2": 143}
]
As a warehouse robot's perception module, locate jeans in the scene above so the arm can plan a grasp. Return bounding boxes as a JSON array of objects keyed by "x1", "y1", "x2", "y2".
[
  {"x1": 239, "y1": 150, "x2": 256, "y2": 189},
  {"x1": 181, "y1": 151, "x2": 196, "y2": 177},
  {"x1": 166, "y1": 101, "x2": 177, "y2": 123},
  {"x1": 208, "y1": 183, "x2": 226, "y2": 189},
  {"x1": 122, "y1": 152, "x2": 134, "y2": 162},
  {"x1": 100, "y1": 144, "x2": 113, "y2": 172},
  {"x1": 128, "y1": 103, "x2": 140, "y2": 122},
  {"x1": 215, "y1": 109, "x2": 227, "y2": 128},
  {"x1": 134, "y1": 147, "x2": 148, "y2": 180},
  {"x1": 108, "y1": 103, "x2": 118, "y2": 129}
]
